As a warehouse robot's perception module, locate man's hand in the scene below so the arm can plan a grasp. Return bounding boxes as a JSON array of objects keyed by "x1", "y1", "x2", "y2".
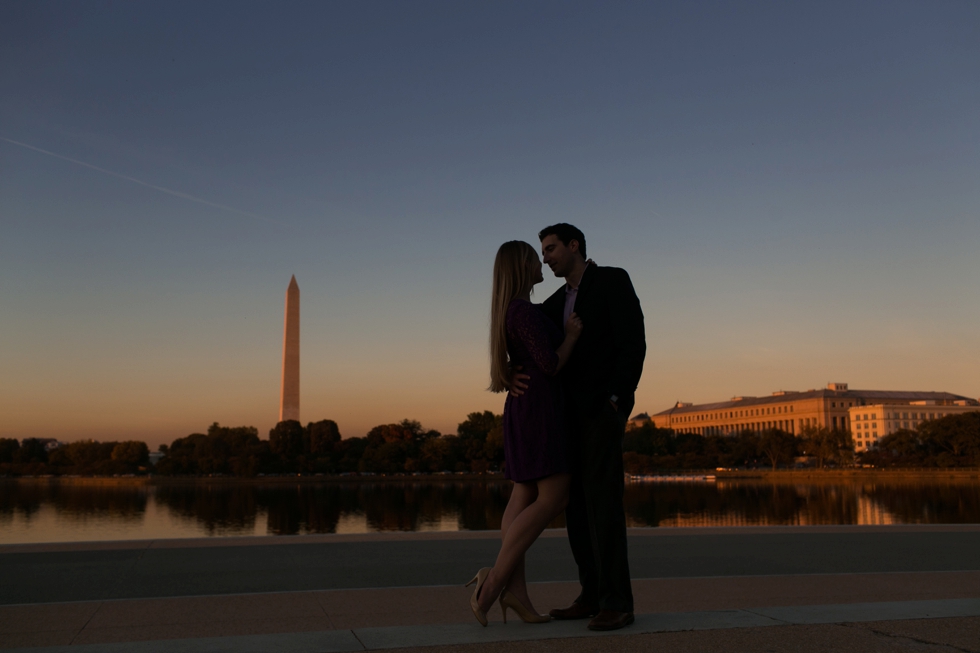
[{"x1": 509, "y1": 372, "x2": 530, "y2": 397}]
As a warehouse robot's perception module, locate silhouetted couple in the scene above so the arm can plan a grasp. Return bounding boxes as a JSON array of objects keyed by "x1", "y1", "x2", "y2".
[{"x1": 467, "y1": 224, "x2": 646, "y2": 632}]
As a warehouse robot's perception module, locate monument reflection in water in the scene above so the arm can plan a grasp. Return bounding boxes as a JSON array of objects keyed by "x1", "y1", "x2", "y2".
[{"x1": 2, "y1": 479, "x2": 979, "y2": 544}]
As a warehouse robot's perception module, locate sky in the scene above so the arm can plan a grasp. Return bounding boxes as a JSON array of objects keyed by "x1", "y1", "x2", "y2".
[{"x1": 1, "y1": 1, "x2": 978, "y2": 448}]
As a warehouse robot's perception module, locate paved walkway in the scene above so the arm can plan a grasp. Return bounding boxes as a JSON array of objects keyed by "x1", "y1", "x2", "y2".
[{"x1": 2, "y1": 526, "x2": 979, "y2": 651}]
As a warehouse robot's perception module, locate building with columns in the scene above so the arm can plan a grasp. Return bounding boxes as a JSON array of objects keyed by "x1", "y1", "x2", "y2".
[{"x1": 649, "y1": 383, "x2": 977, "y2": 437}]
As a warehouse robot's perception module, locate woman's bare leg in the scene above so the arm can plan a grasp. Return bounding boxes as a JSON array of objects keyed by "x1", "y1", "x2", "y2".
[
  {"x1": 478, "y1": 473, "x2": 570, "y2": 613},
  {"x1": 499, "y1": 483, "x2": 537, "y2": 608}
]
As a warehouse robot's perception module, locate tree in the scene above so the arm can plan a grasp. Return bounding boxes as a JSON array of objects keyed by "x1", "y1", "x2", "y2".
[
  {"x1": 727, "y1": 430, "x2": 762, "y2": 468},
  {"x1": 360, "y1": 420, "x2": 440, "y2": 474},
  {"x1": 919, "y1": 412, "x2": 980, "y2": 466},
  {"x1": 15, "y1": 439, "x2": 49, "y2": 464},
  {"x1": 420, "y1": 435, "x2": 458, "y2": 472},
  {"x1": 457, "y1": 412, "x2": 499, "y2": 440},
  {"x1": 359, "y1": 441, "x2": 408, "y2": 474},
  {"x1": 269, "y1": 420, "x2": 305, "y2": 460},
  {"x1": 483, "y1": 423, "x2": 504, "y2": 471},
  {"x1": 759, "y1": 429, "x2": 797, "y2": 470},
  {"x1": 153, "y1": 433, "x2": 207, "y2": 475},
  {"x1": 336, "y1": 437, "x2": 368, "y2": 473},
  {"x1": 862, "y1": 428, "x2": 922, "y2": 467},
  {"x1": 800, "y1": 425, "x2": 830, "y2": 468},
  {"x1": 155, "y1": 424, "x2": 268, "y2": 476},
  {"x1": 833, "y1": 429, "x2": 855, "y2": 467},
  {"x1": 111, "y1": 441, "x2": 150, "y2": 468},
  {"x1": 456, "y1": 412, "x2": 503, "y2": 471},
  {"x1": 208, "y1": 423, "x2": 265, "y2": 476},
  {"x1": 801, "y1": 425, "x2": 853, "y2": 468},
  {"x1": 366, "y1": 420, "x2": 430, "y2": 446},
  {"x1": 306, "y1": 420, "x2": 341, "y2": 456},
  {"x1": 208, "y1": 423, "x2": 260, "y2": 449},
  {"x1": 673, "y1": 431, "x2": 709, "y2": 468},
  {"x1": 50, "y1": 440, "x2": 116, "y2": 473},
  {"x1": 0, "y1": 438, "x2": 20, "y2": 464},
  {"x1": 300, "y1": 420, "x2": 343, "y2": 473},
  {"x1": 623, "y1": 424, "x2": 675, "y2": 457}
]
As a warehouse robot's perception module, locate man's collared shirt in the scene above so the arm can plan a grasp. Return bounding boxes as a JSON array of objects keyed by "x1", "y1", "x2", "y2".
[{"x1": 563, "y1": 286, "x2": 577, "y2": 332}]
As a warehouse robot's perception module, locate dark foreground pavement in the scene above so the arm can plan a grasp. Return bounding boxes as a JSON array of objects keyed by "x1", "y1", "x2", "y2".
[
  {"x1": 1, "y1": 525, "x2": 979, "y2": 651},
  {"x1": 391, "y1": 617, "x2": 980, "y2": 653}
]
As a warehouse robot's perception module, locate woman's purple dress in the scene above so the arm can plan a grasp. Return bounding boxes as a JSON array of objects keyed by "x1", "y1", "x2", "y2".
[{"x1": 502, "y1": 299, "x2": 569, "y2": 483}]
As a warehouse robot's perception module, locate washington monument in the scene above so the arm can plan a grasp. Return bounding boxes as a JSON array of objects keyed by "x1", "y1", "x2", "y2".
[{"x1": 279, "y1": 275, "x2": 300, "y2": 422}]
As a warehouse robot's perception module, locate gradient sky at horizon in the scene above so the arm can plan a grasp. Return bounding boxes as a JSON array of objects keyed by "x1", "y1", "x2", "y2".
[{"x1": 2, "y1": 1, "x2": 978, "y2": 448}]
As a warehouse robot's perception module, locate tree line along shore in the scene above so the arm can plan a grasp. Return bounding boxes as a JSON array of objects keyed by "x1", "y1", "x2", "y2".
[
  {"x1": 1, "y1": 410, "x2": 978, "y2": 478},
  {"x1": 6, "y1": 469, "x2": 979, "y2": 489}
]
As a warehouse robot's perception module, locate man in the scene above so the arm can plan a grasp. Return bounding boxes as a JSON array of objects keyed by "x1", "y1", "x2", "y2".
[{"x1": 514, "y1": 223, "x2": 646, "y2": 630}]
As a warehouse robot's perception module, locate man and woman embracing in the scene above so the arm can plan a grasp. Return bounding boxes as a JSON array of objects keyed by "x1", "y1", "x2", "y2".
[{"x1": 468, "y1": 223, "x2": 646, "y2": 632}]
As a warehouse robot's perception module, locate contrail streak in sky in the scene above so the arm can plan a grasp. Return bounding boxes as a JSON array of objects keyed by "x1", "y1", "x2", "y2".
[{"x1": 0, "y1": 136, "x2": 277, "y2": 224}]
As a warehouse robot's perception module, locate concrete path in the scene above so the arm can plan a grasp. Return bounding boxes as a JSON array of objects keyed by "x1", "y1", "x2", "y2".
[{"x1": 2, "y1": 526, "x2": 979, "y2": 651}]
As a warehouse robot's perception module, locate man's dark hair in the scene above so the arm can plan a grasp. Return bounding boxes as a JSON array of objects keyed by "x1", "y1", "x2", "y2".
[{"x1": 538, "y1": 223, "x2": 586, "y2": 258}]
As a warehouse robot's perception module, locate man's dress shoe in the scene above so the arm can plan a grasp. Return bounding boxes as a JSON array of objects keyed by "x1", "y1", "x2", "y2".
[
  {"x1": 548, "y1": 602, "x2": 600, "y2": 620},
  {"x1": 587, "y1": 609, "x2": 635, "y2": 631}
]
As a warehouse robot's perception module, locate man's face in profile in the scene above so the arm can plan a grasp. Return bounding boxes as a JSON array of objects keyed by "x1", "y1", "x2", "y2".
[{"x1": 541, "y1": 234, "x2": 579, "y2": 279}]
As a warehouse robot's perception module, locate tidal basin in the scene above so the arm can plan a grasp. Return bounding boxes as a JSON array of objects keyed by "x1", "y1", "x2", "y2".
[{"x1": 2, "y1": 475, "x2": 978, "y2": 544}]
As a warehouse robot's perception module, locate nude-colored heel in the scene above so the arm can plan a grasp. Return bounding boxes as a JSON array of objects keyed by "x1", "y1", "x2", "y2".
[
  {"x1": 499, "y1": 589, "x2": 551, "y2": 624},
  {"x1": 465, "y1": 567, "x2": 492, "y2": 626}
]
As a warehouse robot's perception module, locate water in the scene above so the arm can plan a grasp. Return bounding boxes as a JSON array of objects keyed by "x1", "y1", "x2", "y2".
[{"x1": 1, "y1": 477, "x2": 978, "y2": 544}]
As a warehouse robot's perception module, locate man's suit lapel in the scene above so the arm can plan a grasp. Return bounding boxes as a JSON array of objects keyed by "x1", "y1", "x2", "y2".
[
  {"x1": 576, "y1": 263, "x2": 598, "y2": 306},
  {"x1": 542, "y1": 285, "x2": 565, "y2": 327}
]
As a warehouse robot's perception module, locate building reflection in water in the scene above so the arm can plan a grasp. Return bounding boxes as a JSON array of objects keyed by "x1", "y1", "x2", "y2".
[
  {"x1": 856, "y1": 493, "x2": 896, "y2": 526},
  {"x1": 1, "y1": 478, "x2": 979, "y2": 543}
]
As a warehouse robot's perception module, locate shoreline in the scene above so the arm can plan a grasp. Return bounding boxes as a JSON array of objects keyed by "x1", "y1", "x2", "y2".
[
  {"x1": 0, "y1": 473, "x2": 507, "y2": 486},
  {"x1": 714, "y1": 469, "x2": 980, "y2": 482},
  {"x1": 2, "y1": 468, "x2": 979, "y2": 486},
  {"x1": 4, "y1": 523, "x2": 980, "y2": 554}
]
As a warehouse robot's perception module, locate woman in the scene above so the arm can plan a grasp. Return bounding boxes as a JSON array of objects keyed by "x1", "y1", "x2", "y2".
[{"x1": 467, "y1": 240, "x2": 582, "y2": 626}]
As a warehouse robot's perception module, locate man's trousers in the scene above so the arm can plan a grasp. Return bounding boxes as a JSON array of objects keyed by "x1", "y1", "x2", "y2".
[{"x1": 565, "y1": 404, "x2": 633, "y2": 613}]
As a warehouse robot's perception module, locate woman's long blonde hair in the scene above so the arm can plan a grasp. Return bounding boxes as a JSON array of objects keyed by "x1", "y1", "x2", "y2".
[{"x1": 489, "y1": 241, "x2": 538, "y2": 393}]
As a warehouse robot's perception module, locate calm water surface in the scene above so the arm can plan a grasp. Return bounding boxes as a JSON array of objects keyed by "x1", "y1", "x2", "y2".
[{"x1": 2, "y1": 478, "x2": 979, "y2": 544}]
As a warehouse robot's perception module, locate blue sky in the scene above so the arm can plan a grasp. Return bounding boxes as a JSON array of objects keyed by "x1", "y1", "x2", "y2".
[{"x1": 2, "y1": 1, "x2": 978, "y2": 445}]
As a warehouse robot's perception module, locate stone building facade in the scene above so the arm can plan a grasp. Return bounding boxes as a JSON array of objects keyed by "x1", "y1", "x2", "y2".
[
  {"x1": 648, "y1": 383, "x2": 977, "y2": 437},
  {"x1": 849, "y1": 401, "x2": 979, "y2": 451}
]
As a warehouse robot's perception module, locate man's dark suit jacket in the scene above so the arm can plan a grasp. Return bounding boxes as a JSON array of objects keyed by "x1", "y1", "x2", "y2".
[{"x1": 541, "y1": 264, "x2": 646, "y2": 418}]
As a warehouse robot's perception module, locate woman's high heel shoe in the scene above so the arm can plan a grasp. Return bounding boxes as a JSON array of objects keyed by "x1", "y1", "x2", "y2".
[
  {"x1": 465, "y1": 567, "x2": 492, "y2": 626},
  {"x1": 499, "y1": 589, "x2": 551, "y2": 624}
]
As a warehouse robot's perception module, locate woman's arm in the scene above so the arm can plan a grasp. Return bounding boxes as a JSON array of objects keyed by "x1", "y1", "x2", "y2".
[{"x1": 510, "y1": 305, "x2": 582, "y2": 377}]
